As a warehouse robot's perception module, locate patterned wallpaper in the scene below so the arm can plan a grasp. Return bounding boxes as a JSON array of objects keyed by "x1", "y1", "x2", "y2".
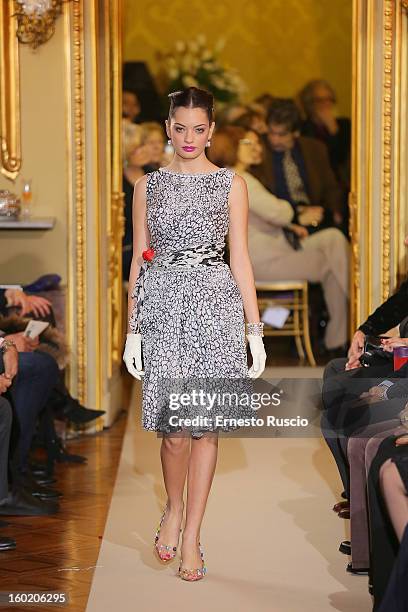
[{"x1": 124, "y1": 0, "x2": 352, "y2": 116}]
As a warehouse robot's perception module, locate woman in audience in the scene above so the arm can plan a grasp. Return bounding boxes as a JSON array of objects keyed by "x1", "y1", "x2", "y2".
[
  {"x1": 0, "y1": 287, "x2": 104, "y2": 428},
  {"x1": 366, "y1": 432, "x2": 408, "y2": 609},
  {"x1": 253, "y1": 93, "x2": 275, "y2": 118},
  {"x1": 377, "y1": 434, "x2": 408, "y2": 611},
  {"x1": 215, "y1": 103, "x2": 248, "y2": 127},
  {"x1": 208, "y1": 125, "x2": 349, "y2": 354},
  {"x1": 122, "y1": 121, "x2": 151, "y2": 280},
  {"x1": 233, "y1": 109, "x2": 268, "y2": 135},
  {"x1": 140, "y1": 122, "x2": 166, "y2": 171}
]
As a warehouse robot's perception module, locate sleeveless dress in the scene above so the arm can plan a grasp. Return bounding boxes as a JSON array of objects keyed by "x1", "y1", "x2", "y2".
[{"x1": 134, "y1": 166, "x2": 252, "y2": 437}]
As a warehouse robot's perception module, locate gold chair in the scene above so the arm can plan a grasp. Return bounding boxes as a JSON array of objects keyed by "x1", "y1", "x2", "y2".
[{"x1": 255, "y1": 280, "x2": 316, "y2": 366}]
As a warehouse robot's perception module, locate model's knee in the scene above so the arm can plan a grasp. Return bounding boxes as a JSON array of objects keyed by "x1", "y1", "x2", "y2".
[
  {"x1": 162, "y1": 435, "x2": 190, "y2": 453},
  {"x1": 191, "y1": 432, "x2": 218, "y2": 447}
]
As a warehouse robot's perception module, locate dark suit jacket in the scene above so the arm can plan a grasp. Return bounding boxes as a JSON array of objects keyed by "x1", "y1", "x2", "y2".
[
  {"x1": 301, "y1": 117, "x2": 351, "y2": 187},
  {"x1": 359, "y1": 280, "x2": 408, "y2": 337},
  {"x1": 249, "y1": 135, "x2": 343, "y2": 215},
  {"x1": 357, "y1": 281, "x2": 408, "y2": 396}
]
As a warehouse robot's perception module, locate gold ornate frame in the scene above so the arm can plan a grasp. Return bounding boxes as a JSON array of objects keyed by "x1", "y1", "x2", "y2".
[
  {"x1": 350, "y1": 0, "x2": 408, "y2": 330},
  {"x1": 107, "y1": 0, "x2": 125, "y2": 377},
  {"x1": 13, "y1": 0, "x2": 67, "y2": 49},
  {"x1": 0, "y1": 0, "x2": 21, "y2": 180},
  {"x1": 64, "y1": 0, "x2": 123, "y2": 410},
  {"x1": 66, "y1": 0, "x2": 87, "y2": 402}
]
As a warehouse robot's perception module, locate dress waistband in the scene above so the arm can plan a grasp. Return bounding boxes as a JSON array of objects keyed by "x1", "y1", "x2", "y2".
[{"x1": 129, "y1": 244, "x2": 225, "y2": 334}]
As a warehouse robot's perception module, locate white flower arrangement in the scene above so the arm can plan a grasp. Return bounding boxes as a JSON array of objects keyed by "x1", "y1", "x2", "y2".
[{"x1": 162, "y1": 34, "x2": 246, "y2": 104}]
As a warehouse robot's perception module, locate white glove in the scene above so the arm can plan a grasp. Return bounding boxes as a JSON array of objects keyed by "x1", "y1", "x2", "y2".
[
  {"x1": 123, "y1": 333, "x2": 144, "y2": 380},
  {"x1": 247, "y1": 335, "x2": 266, "y2": 379}
]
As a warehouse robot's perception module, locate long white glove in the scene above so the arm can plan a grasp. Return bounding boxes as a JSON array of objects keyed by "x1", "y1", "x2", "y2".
[
  {"x1": 123, "y1": 333, "x2": 144, "y2": 380},
  {"x1": 247, "y1": 335, "x2": 266, "y2": 379}
]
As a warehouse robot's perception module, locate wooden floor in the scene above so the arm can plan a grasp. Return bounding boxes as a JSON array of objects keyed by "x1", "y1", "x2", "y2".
[{"x1": 0, "y1": 410, "x2": 128, "y2": 612}]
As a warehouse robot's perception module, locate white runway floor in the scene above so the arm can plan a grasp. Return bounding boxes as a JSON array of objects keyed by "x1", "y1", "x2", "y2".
[{"x1": 86, "y1": 368, "x2": 372, "y2": 612}]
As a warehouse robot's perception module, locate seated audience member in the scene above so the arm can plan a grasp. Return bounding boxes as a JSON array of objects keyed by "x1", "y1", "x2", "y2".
[
  {"x1": 249, "y1": 98, "x2": 344, "y2": 233},
  {"x1": 0, "y1": 287, "x2": 51, "y2": 318},
  {"x1": 0, "y1": 341, "x2": 17, "y2": 549},
  {"x1": 122, "y1": 87, "x2": 141, "y2": 124},
  {"x1": 0, "y1": 337, "x2": 60, "y2": 517},
  {"x1": 298, "y1": 79, "x2": 351, "y2": 194},
  {"x1": 321, "y1": 244, "x2": 408, "y2": 574},
  {"x1": 140, "y1": 122, "x2": 166, "y2": 172},
  {"x1": 215, "y1": 104, "x2": 248, "y2": 127},
  {"x1": 366, "y1": 433, "x2": 408, "y2": 610},
  {"x1": 341, "y1": 416, "x2": 405, "y2": 575},
  {"x1": 298, "y1": 79, "x2": 351, "y2": 235},
  {"x1": 253, "y1": 93, "x2": 275, "y2": 117},
  {"x1": 208, "y1": 125, "x2": 349, "y2": 354},
  {"x1": 0, "y1": 288, "x2": 104, "y2": 426},
  {"x1": 233, "y1": 110, "x2": 268, "y2": 135},
  {"x1": 322, "y1": 270, "x2": 408, "y2": 498},
  {"x1": 376, "y1": 434, "x2": 408, "y2": 611},
  {"x1": 122, "y1": 121, "x2": 150, "y2": 280}
]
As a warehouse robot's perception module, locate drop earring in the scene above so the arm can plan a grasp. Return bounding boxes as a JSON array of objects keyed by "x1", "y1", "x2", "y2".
[
  {"x1": 167, "y1": 139, "x2": 172, "y2": 146},
  {"x1": 206, "y1": 140, "x2": 211, "y2": 148}
]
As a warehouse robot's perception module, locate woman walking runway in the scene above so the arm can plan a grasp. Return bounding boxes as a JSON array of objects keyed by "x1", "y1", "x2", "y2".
[{"x1": 123, "y1": 87, "x2": 266, "y2": 581}]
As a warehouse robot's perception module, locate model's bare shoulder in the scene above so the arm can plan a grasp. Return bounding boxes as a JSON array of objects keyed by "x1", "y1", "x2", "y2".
[
  {"x1": 134, "y1": 173, "x2": 148, "y2": 192},
  {"x1": 230, "y1": 173, "x2": 248, "y2": 192},
  {"x1": 132, "y1": 174, "x2": 148, "y2": 205},
  {"x1": 229, "y1": 173, "x2": 249, "y2": 205}
]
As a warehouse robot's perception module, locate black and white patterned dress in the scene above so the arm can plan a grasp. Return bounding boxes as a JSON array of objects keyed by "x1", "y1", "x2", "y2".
[{"x1": 132, "y1": 166, "x2": 252, "y2": 437}]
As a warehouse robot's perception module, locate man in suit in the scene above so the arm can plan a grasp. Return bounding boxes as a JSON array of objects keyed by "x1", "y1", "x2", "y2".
[
  {"x1": 250, "y1": 97, "x2": 344, "y2": 233},
  {"x1": 246, "y1": 99, "x2": 349, "y2": 352}
]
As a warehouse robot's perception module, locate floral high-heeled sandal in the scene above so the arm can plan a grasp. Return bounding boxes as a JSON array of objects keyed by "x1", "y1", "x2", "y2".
[
  {"x1": 154, "y1": 504, "x2": 182, "y2": 563},
  {"x1": 178, "y1": 542, "x2": 207, "y2": 581}
]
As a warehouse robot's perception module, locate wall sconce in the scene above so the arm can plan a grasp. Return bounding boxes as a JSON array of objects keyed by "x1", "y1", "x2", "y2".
[{"x1": 13, "y1": 1, "x2": 68, "y2": 49}]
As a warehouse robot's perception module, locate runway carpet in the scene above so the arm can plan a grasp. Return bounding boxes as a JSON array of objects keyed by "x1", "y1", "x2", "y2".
[{"x1": 86, "y1": 367, "x2": 372, "y2": 612}]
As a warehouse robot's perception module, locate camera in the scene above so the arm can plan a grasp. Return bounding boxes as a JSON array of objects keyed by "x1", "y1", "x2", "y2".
[{"x1": 359, "y1": 335, "x2": 393, "y2": 368}]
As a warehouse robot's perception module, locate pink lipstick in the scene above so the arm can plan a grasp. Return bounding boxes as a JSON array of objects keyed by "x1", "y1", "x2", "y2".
[{"x1": 182, "y1": 146, "x2": 196, "y2": 152}]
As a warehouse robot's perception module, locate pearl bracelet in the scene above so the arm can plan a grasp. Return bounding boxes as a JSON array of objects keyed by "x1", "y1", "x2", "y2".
[{"x1": 246, "y1": 322, "x2": 264, "y2": 337}]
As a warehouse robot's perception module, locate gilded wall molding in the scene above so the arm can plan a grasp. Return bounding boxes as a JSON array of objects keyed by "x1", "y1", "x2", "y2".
[
  {"x1": 108, "y1": 0, "x2": 125, "y2": 374},
  {"x1": 349, "y1": 191, "x2": 360, "y2": 329},
  {"x1": 13, "y1": 0, "x2": 68, "y2": 49},
  {"x1": 0, "y1": 0, "x2": 21, "y2": 180},
  {"x1": 381, "y1": 0, "x2": 393, "y2": 301},
  {"x1": 351, "y1": 0, "x2": 406, "y2": 328},
  {"x1": 71, "y1": 0, "x2": 87, "y2": 402},
  {"x1": 108, "y1": 192, "x2": 125, "y2": 370},
  {"x1": 397, "y1": 0, "x2": 408, "y2": 280}
]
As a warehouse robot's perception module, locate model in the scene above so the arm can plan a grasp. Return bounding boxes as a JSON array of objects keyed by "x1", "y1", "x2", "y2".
[{"x1": 123, "y1": 87, "x2": 266, "y2": 582}]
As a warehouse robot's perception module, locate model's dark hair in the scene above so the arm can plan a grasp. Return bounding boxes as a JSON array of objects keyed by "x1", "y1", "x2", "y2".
[
  {"x1": 266, "y1": 98, "x2": 301, "y2": 132},
  {"x1": 168, "y1": 87, "x2": 215, "y2": 123}
]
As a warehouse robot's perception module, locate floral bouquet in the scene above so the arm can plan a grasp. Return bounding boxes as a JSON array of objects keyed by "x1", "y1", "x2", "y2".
[{"x1": 161, "y1": 34, "x2": 246, "y2": 104}]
